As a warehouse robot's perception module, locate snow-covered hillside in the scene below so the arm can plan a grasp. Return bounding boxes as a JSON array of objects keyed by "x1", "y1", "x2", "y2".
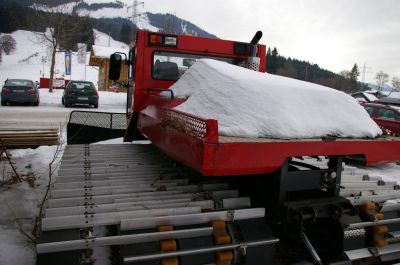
[
  {"x1": 35, "y1": 0, "x2": 158, "y2": 32},
  {"x1": 0, "y1": 29, "x2": 128, "y2": 87},
  {"x1": 31, "y1": 0, "x2": 216, "y2": 37}
]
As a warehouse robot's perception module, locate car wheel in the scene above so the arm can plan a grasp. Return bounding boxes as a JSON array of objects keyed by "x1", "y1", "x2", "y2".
[
  {"x1": 1, "y1": 100, "x2": 6, "y2": 106},
  {"x1": 93, "y1": 103, "x2": 98, "y2": 108},
  {"x1": 62, "y1": 97, "x2": 64, "y2": 105},
  {"x1": 64, "y1": 101, "x2": 69, "y2": 108},
  {"x1": 34, "y1": 101, "x2": 39, "y2": 106}
]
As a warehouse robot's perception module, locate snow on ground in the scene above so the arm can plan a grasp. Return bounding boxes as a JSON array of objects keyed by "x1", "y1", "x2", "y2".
[
  {"x1": 0, "y1": 145, "x2": 62, "y2": 265},
  {"x1": 171, "y1": 59, "x2": 382, "y2": 139},
  {"x1": 0, "y1": 226, "x2": 36, "y2": 265},
  {"x1": 39, "y1": 0, "x2": 159, "y2": 32},
  {"x1": 93, "y1": 29, "x2": 129, "y2": 50},
  {"x1": 0, "y1": 30, "x2": 96, "y2": 86},
  {"x1": 0, "y1": 83, "x2": 126, "y2": 264},
  {"x1": 0, "y1": 29, "x2": 128, "y2": 88},
  {"x1": 135, "y1": 13, "x2": 160, "y2": 32}
]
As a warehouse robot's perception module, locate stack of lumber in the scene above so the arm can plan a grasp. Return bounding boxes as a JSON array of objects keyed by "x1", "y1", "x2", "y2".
[{"x1": 0, "y1": 129, "x2": 59, "y2": 148}]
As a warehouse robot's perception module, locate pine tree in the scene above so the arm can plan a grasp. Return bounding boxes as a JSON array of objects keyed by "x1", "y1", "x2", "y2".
[
  {"x1": 120, "y1": 22, "x2": 133, "y2": 45},
  {"x1": 272, "y1": 47, "x2": 278, "y2": 57},
  {"x1": 349, "y1": 63, "x2": 360, "y2": 92}
]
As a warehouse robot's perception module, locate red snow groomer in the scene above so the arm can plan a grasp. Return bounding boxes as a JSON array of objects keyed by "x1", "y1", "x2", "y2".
[
  {"x1": 40, "y1": 31, "x2": 400, "y2": 265},
  {"x1": 107, "y1": 30, "x2": 400, "y2": 264},
  {"x1": 106, "y1": 30, "x2": 400, "y2": 264}
]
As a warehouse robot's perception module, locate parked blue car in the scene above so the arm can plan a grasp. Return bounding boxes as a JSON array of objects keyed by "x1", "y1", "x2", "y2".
[{"x1": 1, "y1": 79, "x2": 40, "y2": 106}]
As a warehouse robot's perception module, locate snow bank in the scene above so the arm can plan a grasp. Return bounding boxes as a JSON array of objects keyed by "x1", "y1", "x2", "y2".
[
  {"x1": 92, "y1": 45, "x2": 128, "y2": 59},
  {"x1": 171, "y1": 59, "x2": 382, "y2": 139},
  {"x1": 0, "y1": 226, "x2": 35, "y2": 265},
  {"x1": 362, "y1": 92, "x2": 378, "y2": 102}
]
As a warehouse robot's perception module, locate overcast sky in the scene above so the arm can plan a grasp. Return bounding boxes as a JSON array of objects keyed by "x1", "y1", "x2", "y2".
[{"x1": 143, "y1": 0, "x2": 399, "y2": 83}]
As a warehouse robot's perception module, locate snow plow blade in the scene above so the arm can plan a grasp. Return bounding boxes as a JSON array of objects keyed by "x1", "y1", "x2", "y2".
[{"x1": 67, "y1": 111, "x2": 126, "y2": 144}]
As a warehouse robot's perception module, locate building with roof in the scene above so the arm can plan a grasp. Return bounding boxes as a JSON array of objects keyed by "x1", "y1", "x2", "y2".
[{"x1": 89, "y1": 45, "x2": 129, "y2": 91}]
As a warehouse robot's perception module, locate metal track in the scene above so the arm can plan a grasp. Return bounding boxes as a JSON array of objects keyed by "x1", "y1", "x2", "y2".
[
  {"x1": 37, "y1": 144, "x2": 277, "y2": 265},
  {"x1": 38, "y1": 148, "x2": 400, "y2": 265}
]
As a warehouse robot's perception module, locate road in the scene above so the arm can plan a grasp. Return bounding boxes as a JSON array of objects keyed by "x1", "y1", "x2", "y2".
[{"x1": 0, "y1": 104, "x2": 125, "y2": 130}]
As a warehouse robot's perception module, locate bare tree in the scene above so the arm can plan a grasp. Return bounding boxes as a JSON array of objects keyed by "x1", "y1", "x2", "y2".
[
  {"x1": 339, "y1": 70, "x2": 351, "y2": 79},
  {"x1": 392, "y1": 76, "x2": 400, "y2": 91},
  {"x1": 337, "y1": 70, "x2": 354, "y2": 92},
  {"x1": 32, "y1": 3, "x2": 78, "y2": 92},
  {"x1": 375, "y1": 70, "x2": 389, "y2": 91},
  {"x1": 0, "y1": 35, "x2": 17, "y2": 55}
]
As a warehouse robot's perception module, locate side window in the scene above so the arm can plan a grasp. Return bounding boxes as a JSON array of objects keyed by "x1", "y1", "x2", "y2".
[
  {"x1": 364, "y1": 106, "x2": 373, "y2": 116},
  {"x1": 152, "y1": 51, "x2": 237, "y2": 81},
  {"x1": 377, "y1": 108, "x2": 397, "y2": 121}
]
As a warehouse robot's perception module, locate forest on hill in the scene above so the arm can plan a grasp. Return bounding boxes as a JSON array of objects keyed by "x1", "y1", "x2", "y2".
[{"x1": 267, "y1": 47, "x2": 364, "y2": 93}]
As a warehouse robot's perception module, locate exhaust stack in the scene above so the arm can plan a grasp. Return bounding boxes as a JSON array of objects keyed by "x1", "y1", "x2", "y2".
[{"x1": 247, "y1": 31, "x2": 263, "y2": 71}]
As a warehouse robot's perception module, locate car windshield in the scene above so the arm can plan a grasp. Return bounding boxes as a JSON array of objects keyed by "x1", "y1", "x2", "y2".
[
  {"x1": 68, "y1": 82, "x2": 95, "y2": 90},
  {"x1": 5, "y1": 79, "x2": 34, "y2": 87}
]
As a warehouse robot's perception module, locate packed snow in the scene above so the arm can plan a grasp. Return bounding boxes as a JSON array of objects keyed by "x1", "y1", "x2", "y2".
[
  {"x1": 92, "y1": 45, "x2": 128, "y2": 59},
  {"x1": 361, "y1": 91, "x2": 378, "y2": 102},
  {"x1": 0, "y1": 29, "x2": 128, "y2": 87},
  {"x1": 171, "y1": 59, "x2": 382, "y2": 139},
  {"x1": 387, "y1": 92, "x2": 400, "y2": 99}
]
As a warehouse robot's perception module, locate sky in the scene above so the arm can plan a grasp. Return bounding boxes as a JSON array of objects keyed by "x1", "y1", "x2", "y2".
[{"x1": 142, "y1": 0, "x2": 400, "y2": 84}]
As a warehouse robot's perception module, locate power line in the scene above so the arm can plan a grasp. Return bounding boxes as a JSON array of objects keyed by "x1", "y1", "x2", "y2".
[{"x1": 127, "y1": 0, "x2": 144, "y2": 25}]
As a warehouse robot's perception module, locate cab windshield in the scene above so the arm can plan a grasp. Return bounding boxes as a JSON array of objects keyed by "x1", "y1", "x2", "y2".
[{"x1": 152, "y1": 51, "x2": 244, "y2": 81}]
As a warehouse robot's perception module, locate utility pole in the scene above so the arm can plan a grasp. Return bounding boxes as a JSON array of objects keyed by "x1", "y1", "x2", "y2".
[
  {"x1": 362, "y1": 63, "x2": 366, "y2": 83},
  {"x1": 361, "y1": 63, "x2": 372, "y2": 84},
  {"x1": 128, "y1": 0, "x2": 144, "y2": 25},
  {"x1": 108, "y1": 32, "x2": 111, "y2": 47}
]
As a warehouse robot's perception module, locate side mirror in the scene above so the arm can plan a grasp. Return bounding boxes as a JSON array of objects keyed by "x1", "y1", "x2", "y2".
[{"x1": 109, "y1": 53, "x2": 122, "y2": 80}]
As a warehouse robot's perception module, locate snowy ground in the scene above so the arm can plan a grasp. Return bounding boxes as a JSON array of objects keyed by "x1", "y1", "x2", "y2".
[
  {"x1": 0, "y1": 27, "x2": 129, "y2": 264},
  {"x1": 0, "y1": 29, "x2": 128, "y2": 87},
  {"x1": 0, "y1": 29, "x2": 127, "y2": 130},
  {"x1": 0, "y1": 90, "x2": 126, "y2": 265}
]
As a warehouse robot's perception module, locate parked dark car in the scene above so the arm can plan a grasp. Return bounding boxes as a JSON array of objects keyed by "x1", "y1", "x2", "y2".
[
  {"x1": 62, "y1": 81, "x2": 98, "y2": 108},
  {"x1": 362, "y1": 102, "x2": 400, "y2": 135},
  {"x1": 1, "y1": 79, "x2": 40, "y2": 106}
]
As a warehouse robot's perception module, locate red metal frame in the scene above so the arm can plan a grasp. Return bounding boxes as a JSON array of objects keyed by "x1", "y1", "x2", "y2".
[
  {"x1": 131, "y1": 31, "x2": 400, "y2": 176},
  {"x1": 137, "y1": 97, "x2": 400, "y2": 176}
]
